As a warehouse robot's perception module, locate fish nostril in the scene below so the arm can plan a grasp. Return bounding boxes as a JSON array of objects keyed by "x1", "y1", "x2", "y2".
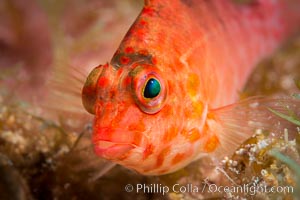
[{"x1": 82, "y1": 64, "x2": 104, "y2": 114}]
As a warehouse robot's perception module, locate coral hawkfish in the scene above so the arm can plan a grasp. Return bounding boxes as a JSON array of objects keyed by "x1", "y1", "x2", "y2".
[{"x1": 82, "y1": 0, "x2": 300, "y2": 175}]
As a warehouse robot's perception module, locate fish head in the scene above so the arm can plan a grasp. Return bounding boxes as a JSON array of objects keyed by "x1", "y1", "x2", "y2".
[{"x1": 82, "y1": 52, "x2": 212, "y2": 175}]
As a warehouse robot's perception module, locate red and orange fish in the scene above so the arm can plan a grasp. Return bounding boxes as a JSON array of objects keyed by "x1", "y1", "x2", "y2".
[{"x1": 82, "y1": 0, "x2": 300, "y2": 175}]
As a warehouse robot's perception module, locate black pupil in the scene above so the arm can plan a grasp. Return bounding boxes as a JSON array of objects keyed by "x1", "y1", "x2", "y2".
[{"x1": 143, "y1": 78, "x2": 161, "y2": 98}]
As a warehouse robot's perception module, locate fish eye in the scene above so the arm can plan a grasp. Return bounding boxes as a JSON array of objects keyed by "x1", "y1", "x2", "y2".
[
  {"x1": 143, "y1": 78, "x2": 161, "y2": 98},
  {"x1": 130, "y1": 65, "x2": 168, "y2": 114}
]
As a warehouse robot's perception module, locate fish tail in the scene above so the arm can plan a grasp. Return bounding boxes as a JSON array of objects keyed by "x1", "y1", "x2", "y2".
[{"x1": 208, "y1": 96, "x2": 300, "y2": 160}]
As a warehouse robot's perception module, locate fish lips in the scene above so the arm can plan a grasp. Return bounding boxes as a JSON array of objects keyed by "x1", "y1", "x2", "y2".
[{"x1": 93, "y1": 127, "x2": 137, "y2": 160}]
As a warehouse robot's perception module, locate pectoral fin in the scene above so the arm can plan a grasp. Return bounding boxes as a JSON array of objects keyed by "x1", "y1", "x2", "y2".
[{"x1": 210, "y1": 96, "x2": 300, "y2": 159}]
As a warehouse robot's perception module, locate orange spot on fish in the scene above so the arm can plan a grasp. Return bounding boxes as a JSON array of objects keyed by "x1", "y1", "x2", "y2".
[
  {"x1": 143, "y1": 7, "x2": 155, "y2": 16},
  {"x1": 151, "y1": 57, "x2": 157, "y2": 65},
  {"x1": 128, "y1": 122, "x2": 145, "y2": 133},
  {"x1": 160, "y1": 104, "x2": 173, "y2": 117},
  {"x1": 183, "y1": 112, "x2": 188, "y2": 119},
  {"x1": 163, "y1": 126, "x2": 178, "y2": 143},
  {"x1": 207, "y1": 112, "x2": 216, "y2": 120},
  {"x1": 187, "y1": 128, "x2": 201, "y2": 143},
  {"x1": 97, "y1": 77, "x2": 109, "y2": 87},
  {"x1": 123, "y1": 76, "x2": 131, "y2": 87},
  {"x1": 143, "y1": 144, "x2": 154, "y2": 159},
  {"x1": 140, "y1": 19, "x2": 148, "y2": 26},
  {"x1": 156, "y1": 146, "x2": 170, "y2": 168},
  {"x1": 133, "y1": 132, "x2": 143, "y2": 146},
  {"x1": 191, "y1": 102, "x2": 204, "y2": 118},
  {"x1": 136, "y1": 28, "x2": 146, "y2": 40},
  {"x1": 167, "y1": 82, "x2": 174, "y2": 95},
  {"x1": 117, "y1": 68, "x2": 124, "y2": 76},
  {"x1": 171, "y1": 153, "x2": 186, "y2": 165},
  {"x1": 187, "y1": 73, "x2": 200, "y2": 97},
  {"x1": 120, "y1": 56, "x2": 131, "y2": 65},
  {"x1": 125, "y1": 46, "x2": 134, "y2": 53},
  {"x1": 204, "y1": 135, "x2": 219, "y2": 152}
]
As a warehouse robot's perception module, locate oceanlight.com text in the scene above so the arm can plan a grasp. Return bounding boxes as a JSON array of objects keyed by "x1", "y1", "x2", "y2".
[{"x1": 124, "y1": 183, "x2": 293, "y2": 196}]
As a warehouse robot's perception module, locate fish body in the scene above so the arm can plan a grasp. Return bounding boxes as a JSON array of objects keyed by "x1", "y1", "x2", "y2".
[{"x1": 82, "y1": 0, "x2": 300, "y2": 175}]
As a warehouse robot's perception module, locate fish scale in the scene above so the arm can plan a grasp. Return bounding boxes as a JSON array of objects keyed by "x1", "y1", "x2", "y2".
[{"x1": 82, "y1": 0, "x2": 300, "y2": 175}]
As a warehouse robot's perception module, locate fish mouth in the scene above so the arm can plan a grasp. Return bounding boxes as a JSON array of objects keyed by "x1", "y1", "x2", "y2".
[
  {"x1": 94, "y1": 141, "x2": 134, "y2": 160},
  {"x1": 93, "y1": 127, "x2": 138, "y2": 160}
]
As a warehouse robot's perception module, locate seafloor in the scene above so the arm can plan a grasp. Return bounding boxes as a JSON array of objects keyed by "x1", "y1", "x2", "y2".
[{"x1": 0, "y1": 0, "x2": 300, "y2": 200}]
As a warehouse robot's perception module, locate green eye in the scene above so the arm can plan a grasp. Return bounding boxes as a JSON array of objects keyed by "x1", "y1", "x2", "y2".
[{"x1": 143, "y1": 78, "x2": 161, "y2": 98}]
